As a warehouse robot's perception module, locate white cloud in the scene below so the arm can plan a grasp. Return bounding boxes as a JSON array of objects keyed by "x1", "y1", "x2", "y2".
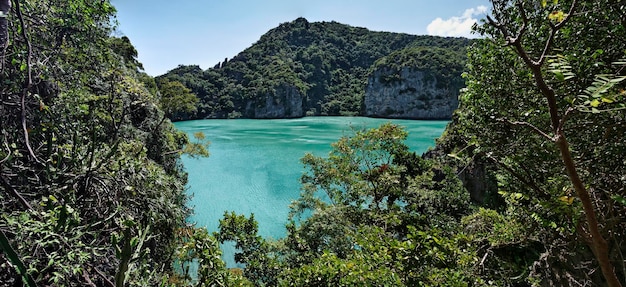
[{"x1": 426, "y1": 5, "x2": 488, "y2": 38}]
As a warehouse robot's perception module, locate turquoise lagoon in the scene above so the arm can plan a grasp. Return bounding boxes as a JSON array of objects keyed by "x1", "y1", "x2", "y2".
[{"x1": 175, "y1": 117, "x2": 447, "y2": 266}]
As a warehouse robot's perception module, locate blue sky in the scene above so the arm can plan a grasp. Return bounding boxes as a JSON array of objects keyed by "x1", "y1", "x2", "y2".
[{"x1": 110, "y1": 0, "x2": 491, "y2": 76}]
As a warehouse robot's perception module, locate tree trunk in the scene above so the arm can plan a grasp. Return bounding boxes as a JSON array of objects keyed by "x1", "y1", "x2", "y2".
[
  {"x1": 527, "y1": 55, "x2": 622, "y2": 287},
  {"x1": 555, "y1": 133, "x2": 622, "y2": 287},
  {"x1": 527, "y1": 60, "x2": 622, "y2": 287}
]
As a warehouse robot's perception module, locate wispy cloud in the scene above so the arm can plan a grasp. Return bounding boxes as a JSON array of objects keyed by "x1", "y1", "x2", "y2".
[{"x1": 426, "y1": 6, "x2": 488, "y2": 38}]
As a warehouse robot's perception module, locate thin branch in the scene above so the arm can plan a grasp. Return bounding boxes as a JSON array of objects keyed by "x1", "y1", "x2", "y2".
[
  {"x1": 498, "y1": 118, "x2": 554, "y2": 141},
  {"x1": 557, "y1": 107, "x2": 575, "y2": 134},
  {"x1": 0, "y1": 137, "x2": 11, "y2": 163},
  {"x1": 514, "y1": 0, "x2": 529, "y2": 45},
  {"x1": 162, "y1": 149, "x2": 182, "y2": 156},
  {"x1": 479, "y1": 249, "x2": 490, "y2": 269},
  {"x1": 537, "y1": 0, "x2": 578, "y2": 66},
  {"x1": 0, "y1": 175, "x2": 33, "y2": 210},
  {"x1": 82, "y1": 273, "x2": 98, "y2": 287},
  {"x1": 90, "y1": 265, "x2": 115, "y2": 287},
  {"x1": 491, "y1": 1, "x2": 578, "y2": 69},
  {"x1": 0, "y1": 0, "x2": 9, "y2": 72},
  {"x1": 486, "y1": 15, "x2": 510, "y2": 41},
  {"x1": 484, "y1": 152, "x2": 551, "y2": 201},
  {"x1": 14, "y1": 0, "x2": 31, "y2": 99},
  {"x1": 13, "y1": 0, "x2": 40, "y2": 164}
]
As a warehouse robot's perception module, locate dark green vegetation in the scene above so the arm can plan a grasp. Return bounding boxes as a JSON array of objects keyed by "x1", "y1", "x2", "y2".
[
  {"x1": 195, "y1": 1, "x2": 626, "y2": 286},
  {"x1": 1, "y1": 0, "x2": 626, "y2": 286},
  {"x1": 446, "y1": 1, "x2": 626, "y2": 286},
  {"x1": 157, "y1": 18, "x2": 471, "y2": 120},
  {"x1": 0, "y1": 0, "x2": 208, "y2": 286}
]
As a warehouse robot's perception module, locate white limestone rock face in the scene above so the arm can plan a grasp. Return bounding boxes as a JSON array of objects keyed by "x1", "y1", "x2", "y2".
[
  {"x1": 364, "y1": 67, "x2": 461, "y2": 119},
  {"x1": 246, "y1": 83, "x2": 304, "y2": 118}
]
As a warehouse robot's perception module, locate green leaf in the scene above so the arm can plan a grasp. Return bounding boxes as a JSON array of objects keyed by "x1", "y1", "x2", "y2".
[
  {"x1": 553, "y1": 71, "x2": 564, "y2": 81},
  {"x1": 590, "y1": 99, "x2": 601, "y2": 107},
  {"x1": 0, "y1": 230, "x2": 38, "y2": 287},
  {"x1": 610, "y1": 76, "x2": 626, "y2": 83},
  {"x1": 548, "y1": 11, "x2": 566, "y2": 22},
  {"x1": 612, "y1": 195, "x2": 626, "y2": 206},
  {"x1": 602, "y1": 97, "x2": 614, "y2": 104}
]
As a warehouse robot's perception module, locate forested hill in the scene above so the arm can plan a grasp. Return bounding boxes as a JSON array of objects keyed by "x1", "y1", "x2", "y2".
[{"x1": 158, "y1": 17, "x2": 471, "y2": 120}]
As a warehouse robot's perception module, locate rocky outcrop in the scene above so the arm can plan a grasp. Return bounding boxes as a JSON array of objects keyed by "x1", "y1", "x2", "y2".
[
  {"x1": 244, "y1": 83, "x2": 304, "y2": 118},
  {"x1": 364, "y1": 67, "x2": 461, "y2": 119}
]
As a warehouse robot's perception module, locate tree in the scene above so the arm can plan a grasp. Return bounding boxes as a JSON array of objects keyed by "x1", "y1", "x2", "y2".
[
  {"x1": 281, "y1": 124, "x2": 475, "y2": 285},
  {"x1": 216, "y1": 212, "x2": 279, "y2": 286},
  {"x1": 454, "y1": 0, "x2": 626, "y2": 285},
  {"x1": 157, "y1": 78, "x2": 199, "y2": 121},
  {"x1": 110, "y1": 36, "x2": 144, "y2": 71},
  {"x1": 1, "y1": 1, "x2": 204, "y2": 285}
]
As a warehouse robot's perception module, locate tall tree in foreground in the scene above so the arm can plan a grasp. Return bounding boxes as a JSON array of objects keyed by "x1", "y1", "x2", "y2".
[
  {"x1": 455, "y1": 0, "x2": 625, "y2": 285},
  {"x1": 276, "y1": 124, "x2": 475, "y2": 286}
]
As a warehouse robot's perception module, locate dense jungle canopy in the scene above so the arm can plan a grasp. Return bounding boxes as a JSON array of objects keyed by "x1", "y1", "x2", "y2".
[
  {"x1": 1, "y1": 0, "x2": 625, "y2": 286},
  {"x1": 157, "y1": 17, "x2": 470, "y2": 120}
]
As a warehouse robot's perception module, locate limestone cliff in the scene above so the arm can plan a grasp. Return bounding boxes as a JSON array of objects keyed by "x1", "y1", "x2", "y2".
[
  {"x1": 158, "y1": 19, "x2": 471, "y2": 120},
  {"x1": 364, "y1": 67, "x2": 461, "y2": 119},
  {"x1": 244, "y1": 83, "x2": 304, "y2": 118}
]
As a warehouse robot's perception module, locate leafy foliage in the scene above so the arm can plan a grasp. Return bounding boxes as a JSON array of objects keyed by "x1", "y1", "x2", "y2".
[
  {"x1": 211, "y1": 124, "x2": 483, "y2": 286},
  {"x1": 442, "y1": 0, "x2": 626, "y2": 285},
  {"x1": 4, "y1": 1, "x2": 625, "y2": 286},
  {"x1": 197, "y1": 2, "x2": 626, "y2": 286},
  {"x1": 0, "y1": 1, "x2": 207, "y2": 285},
  {"x1": 158, "y1": 18, "x2": 471, "y2": 119},
  {"x1": 157, "y1": 79, "x2": 200, "y2": 121}
]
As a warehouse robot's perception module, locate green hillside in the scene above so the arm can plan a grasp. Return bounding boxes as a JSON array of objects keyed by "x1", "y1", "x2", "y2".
[
  {"x1": 4, "y1": 1, "x2": 625, "y2": 286},
  {"x1": 158, "y1": 18, "x2": 471, "y2": 120}
]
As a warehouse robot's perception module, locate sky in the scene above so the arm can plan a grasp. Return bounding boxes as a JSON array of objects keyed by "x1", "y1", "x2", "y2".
[{"x1": 110, "y1": 0, "x2": 491, "y2": 76}]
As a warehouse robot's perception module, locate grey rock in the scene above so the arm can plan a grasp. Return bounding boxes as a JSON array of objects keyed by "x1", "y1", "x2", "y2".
[
  {"x1": 364, "y1": 67, "x2": 461, "y2": 119},
  {"x1": 245, "y1": 83, "x2": 304, "y2": 118}
]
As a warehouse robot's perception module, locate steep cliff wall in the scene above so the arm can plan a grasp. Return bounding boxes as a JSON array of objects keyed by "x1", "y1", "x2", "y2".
[
  {"x1": 244, "y1": 83, "x2": 304, "y2": 118},
  {"x1": 158, "y1": 19, "x2": 471, "y2": 120},
  {"x1": 364, "y1": 67, "x2": 461, "y2": 119}
]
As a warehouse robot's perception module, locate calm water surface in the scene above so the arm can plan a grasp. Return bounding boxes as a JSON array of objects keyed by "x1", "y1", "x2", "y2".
[{"x1": 175, "y1": 117, "x2": 447, "y2": 265}]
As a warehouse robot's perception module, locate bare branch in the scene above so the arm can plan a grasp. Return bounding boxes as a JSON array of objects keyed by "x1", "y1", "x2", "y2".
[
  {"x1": 0, "y1": 137, "x2": 11, "y2": 164},
  {"x1": 537, "y1": 0, "x2": 579, "y2": 66},
  {"x1": 498, "y1": 118, "x2": 554, "y2": 141},
  {"x1": 14, "y1": 0, "x2": 40, "y2": 164},
  {"x1": 484, "y1": 152, "x2": 551, "y2": 201},
  {"x1": 0, "y1": 175, "x2": 33, "y2": 210}
]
